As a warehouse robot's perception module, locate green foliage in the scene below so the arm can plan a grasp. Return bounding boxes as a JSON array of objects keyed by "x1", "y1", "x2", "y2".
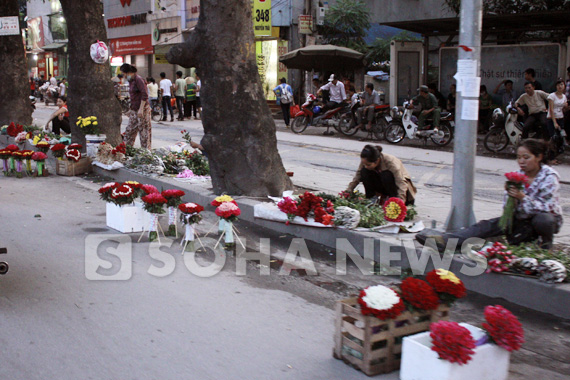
[
  {"x1": 185, "y1": 152, "x2": 210, "y2": 176},
  {"x1": 507, "y1": 242, "x2": 570, "y2": 273},
  {"x1": 366, "y1": 31, "x2": 420, "y2": 66},
  {"x1": 333, "y1": 196, "x2": 386, "y2": 228},
  {"x1": 404, "y1": 205, "x2": 417, "y2": 221},
  {"x1": 321, "y1": 0, "x2": 370, "y2": 52}
]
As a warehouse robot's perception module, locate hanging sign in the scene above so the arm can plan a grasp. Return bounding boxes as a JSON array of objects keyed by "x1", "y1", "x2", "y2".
[
  {"x1": 253, "y1": 0, "x2": 271, "y2": 37},
  {"x1": 299, "y1": 15, "x2": 313, "y2": 34},
  {"x1": 0, "y1": 16, "x2": 19, "y2": 36}
]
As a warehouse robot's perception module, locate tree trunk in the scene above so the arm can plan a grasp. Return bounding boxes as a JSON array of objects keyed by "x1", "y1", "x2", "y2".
[
  {"x1": 0, "y1": 0, "x2": 33, "y2": 126},
  {"x1": 59, "y1": 0, "x2": 122, "y2": 146},
  {"x1": 166, "y1": 0, "x2": 292, "y2": 197}
]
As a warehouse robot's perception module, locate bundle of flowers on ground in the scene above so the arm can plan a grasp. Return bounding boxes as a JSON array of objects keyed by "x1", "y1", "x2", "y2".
[
  {"x1": 3, "y1": 145, "x2": 19, "y2": 176},
  {"x1": 430, "y1": 321, "x2": 476, "y2": 364},
  {"x1": 141, "y1": 193, "x2": 168, "y2": 242},
  {"x1": 110, "y1": 183, "x2": 138, "y2": 206},
  {"x1": 357, "y1": 284, "x2": 406, "y2": 320},
  {"x1": 499, "y1": 171, "x2": 529, "y2": 233},
  {"x1": 50, "y1": 143, "x2": 67, "y2": 159},
  {"x1": 179, "y1": 202, "x2": 204, "y2": 252},
  {"x1": 124, "y1": 145, "x2": 209, "y2": 177},
  {"x1": 162, "y1": 189, "x2": 186, "y2": 236},
  {"x1": 426, "y1": 269, "x2": 467, "y2": 305},
  {"x1": 96, "y1": 142, "x2": 127, "y2": 165},
  {"x1": 31, "y1": 152, "x2": 48, "y2": 176},
  {"x1": 482, "y1": 305, "x2": 524, "y2": 352},
  {"x1": 215, "y1": 200, "x2": 242, "y2": 249},
  {"x1": 477, "y1": 242, "x2": 514, "y2": 273},
  {"x1": 276, "y1": 192, "x2": 334, "y2": 226},
  {"x1": 11, "y1": 151, "x2": 25, "y2": 178},
  {"x1": 124, "y1": 181, "x2": 144, "y2": 197},
  {"x1": 21, "y1": 150, "x2": 34, "y2": 174},
  {"x1": 98, "y1": 182, "x2": 120, "y2": 203},
  {"x1": 0, "y1": 148, "x2": 12, "y2": 176},
  {"x1": 333, "y1": 191, "x2": 386, "y2": 228},
  {"x1": 142, "y1": 184, "x2": 159, "y2": 195},
  {"x1": 211, "y1": 195, "x2": 237, "y2": 234},
  {"x1": 15, "y1": 131, "x2": 31, "y2": 144},
  {"x1": 383, "y1": 197, "x2": 407, "y2": 222}
]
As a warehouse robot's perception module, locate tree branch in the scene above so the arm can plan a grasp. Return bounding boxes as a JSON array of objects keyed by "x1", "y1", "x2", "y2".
[{"x1": 166, "y1": 30, "x2": 201, "y2": 68}]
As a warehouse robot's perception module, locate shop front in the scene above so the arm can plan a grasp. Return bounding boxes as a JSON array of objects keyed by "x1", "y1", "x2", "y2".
[{"x1": 109, "y1": 34, "x2": 154, "y2": 78}]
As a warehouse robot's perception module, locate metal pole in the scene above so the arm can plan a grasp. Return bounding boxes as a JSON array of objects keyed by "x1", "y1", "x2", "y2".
[{"x1": 445, "y1": 0, "x2": 482, "y2": 231}]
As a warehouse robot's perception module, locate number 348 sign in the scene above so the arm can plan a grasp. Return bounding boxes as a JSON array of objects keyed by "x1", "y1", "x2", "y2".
[{"x1": 253, "y1": 0, "x2": 271, "y2": 37}]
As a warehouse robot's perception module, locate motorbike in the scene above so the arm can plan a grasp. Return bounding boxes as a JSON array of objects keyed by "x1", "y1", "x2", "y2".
[
  {"x1": 483, "y1": 101, "x2": 527, "y2": 153},
  {"x1": 39, "y1": 82, "x2": 59, "y2": 106},
  {"x1": 338, "y1": 95, "x2": 392, "y2": 141},
  {"x1": 291, "y1": 94, "x2": 347, "y2": 135},
  {"x1": 30, "y1": 96, "x2": 37, "y2": 110},
  {"x1": 0, "y1": 247, "x2": 8, "y2": 275},
  {"x1": 385, "y1": 101, "x2": 453, "y2": 146}
]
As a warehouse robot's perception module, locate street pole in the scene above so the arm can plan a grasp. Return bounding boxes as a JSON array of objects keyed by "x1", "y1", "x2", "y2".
[{"x1": 445, "y1": 0, "x2": 483, "y2": 231}]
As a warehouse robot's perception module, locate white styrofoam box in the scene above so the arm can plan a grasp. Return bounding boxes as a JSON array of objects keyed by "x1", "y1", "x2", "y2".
[
  {"x1": 134, "y1": 201, "x2": 152, "y2": 227},
  {"x1": 400, "y1": 323, "x2": 510, "y2": 380},
  {"x1": 106, "y1": 202, "x2": 145, "y2": 233}
]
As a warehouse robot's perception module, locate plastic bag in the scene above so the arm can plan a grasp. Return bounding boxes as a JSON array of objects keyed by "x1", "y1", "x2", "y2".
[
  {"x1": 290, "y1": 105, "x2": 300, "y2": 118},
  {"x1": 90, "y1": 40, "x2": 109, "y2": 64}
]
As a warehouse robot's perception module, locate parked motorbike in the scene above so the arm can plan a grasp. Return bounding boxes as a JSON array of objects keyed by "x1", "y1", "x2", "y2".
[
  {"x1": 0, "y1": 247, "x2": 8, "y2": 275},
  {"x1": 483, "y1": 102, "x2": 526, "y2": 152},
  {"x1": 338, "y1": 97, "x2": 392, "y2": 141},
  {"x1": 291, "y1": 94, "x2": 347, "y2": 135},
  {"x1": 30, "y1": 96, "x2": 37, "y2": 110},
  {"x1": 385, "y1": 101, "x2": 453, "y2": 146},
  {"x1": 39, "y1": 82, "x2": 59, "y2": 106}
]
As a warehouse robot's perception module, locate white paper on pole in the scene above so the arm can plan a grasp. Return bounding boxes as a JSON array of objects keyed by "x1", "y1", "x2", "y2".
[
  {"x1": 457, "y1": 59, "x2": 478, "y2": 77},
  {"x1": 461, "y1": 99, "x2": 480, "y2": 120},
  {"x1": 461, "y1": 77, "x2": 481, "y2": 97}
]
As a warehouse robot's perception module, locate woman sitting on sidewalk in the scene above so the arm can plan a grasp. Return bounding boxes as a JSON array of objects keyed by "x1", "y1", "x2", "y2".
[
  {"x1": 44, "y1": 96, "x2": 70, "y2": 136},
  {"x1": 416, "y1": 139, "x2": 563, "y2": 249},
  {"x1": 346, "y1": 145, "x2": 416, "y2": 205}
]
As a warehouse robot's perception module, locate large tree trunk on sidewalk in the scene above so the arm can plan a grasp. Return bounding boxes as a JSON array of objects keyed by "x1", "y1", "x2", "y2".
[
  {"x1": 0, "y1": 0, "x2": 33, "y2": 126},
  {"x1": 167, "y1": 0, "x2": 292, "y2": 197},
  {"x1": 59, "y1": 0, "x2": 122, "y2": 146}
]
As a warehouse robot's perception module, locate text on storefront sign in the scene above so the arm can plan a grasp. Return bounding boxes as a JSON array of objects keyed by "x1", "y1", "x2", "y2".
[{"x1": 108, "y1": 13, "x2": 147, "y2": 28}]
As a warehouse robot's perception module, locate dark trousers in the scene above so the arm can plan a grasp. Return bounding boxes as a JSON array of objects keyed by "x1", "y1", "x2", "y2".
[
  {"x1": 360, "y1": 168, "x2": 399, "y2": 200},
  {"x1": 479, "y1": 109, "x2": 491, "y2": 133},
  {"x1": 52, "y1": 117, "x2": 70, "y2": 135},
  {"x1": 185, "y1": 100, "x2": 197, "y2": 118},
  {"x1": 564, "y1": 109, "x2": 570, "y2": 142},
  {"x1": 446, "y1": 213, "x2": 559, "y2": 249},
  {"x1": 176, "y1": 96, "x2": 185, "y2": 119},
  {"x1": 522, "y1": 112, "x2": 547, "y2": 139},
  {"x1": 162, "y1": 96, "x2": 174, "y2": 120},
  {"x1": 280, "y1": 102, "x2": 291, "y2": 126},
  {"x1": 324, "y1": 101, "x2": 342, "y2": 111}
]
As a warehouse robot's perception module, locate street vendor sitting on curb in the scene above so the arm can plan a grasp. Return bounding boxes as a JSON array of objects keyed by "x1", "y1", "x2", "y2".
[
  {"x1": 346, "y1": 145, "x2": 416, "y2": 205},
  {"x1": 416, "y1": 139, "x2": 563, "y2": 250},
  {"x1": 44, "y1": 96, "x2": 70, "y2": 136}
]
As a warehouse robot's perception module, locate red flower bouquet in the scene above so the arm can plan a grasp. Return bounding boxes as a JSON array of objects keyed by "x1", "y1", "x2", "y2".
[
  {"x1": 499, "y1": 171, "x2": 529, "y2": 233},
  {"x1": 35, "y1": 141, "x2": 50, "y2": 153},
  {"x1": 161, "y1": 189, "x2": 186, "y2": 207},
  {"x1": 7, "y1": 122, "x2": 23, "y2": 137},
  {"x1": 215, "y1": 202, "x2": 241, "y2": 222},
  {"x1": 430, "y1": 321, "x2": 476, "y2": 365},
  {"x1": 289, "y1": 192, "x2": 334, "y2": 225},
  {"x1": 477, "y1": 242, "x2": 514, "y2": 273},
  {"x1": 383, "y1": 197, "x2": 407, "y2": 222},
  {"x1": 65, "y1": 149, "x2": 81, "y2": 163},
  {"x1": 142, "y1": 184, "x2": 159, "y2": 195},
  {"x1": 99, "y1": 182, "x2": 119, "y2": 202},
  {"x1": 400, "y1": 277, "x2": 440, "y2": 310},
  {"x1": 5, "y1": 144, "x2": 19, "y2": 152},
  {"x1": 21, "y1": 150, "x2": 34, "y2": 174},
  {"x1": 32, "y1": 151, "x2": 48, "y2": 176},
  {"x1": 179, "y1": 202, "x2": 204, "y2": 224},
  {"x1": 111, "y1": 142, "x2": 126, "y2": 156},
  {"x1": 358, "y1": 285, "x2": 405, "y2": 320},
  {"x1": 0, "y1": 149, "x2": 11, "y2": 175},
  {"x1": 278, "y1": 197, "x2": 298, "y2": 224},
  {"x1": 68, "y1": 143, "x2": 83, "y2": 150},
  {"x1": 110, "y1": 184, "x2": 137, "y2": 206},
  {"x1": 51, "y1": 143, "x2": 67, "y2": 158},
  {"x1": 124, "y1": 181, "x2": 144, "y2": 197},
  {"x1": 482, "y1": 305, "x2": 524, "y2": 352},
  {"x1": 426, "y1": 269, "x2": 466, "y2": 305},
  {"x1": 141, "y1": 192, "x2": 167, "y2": 214}
]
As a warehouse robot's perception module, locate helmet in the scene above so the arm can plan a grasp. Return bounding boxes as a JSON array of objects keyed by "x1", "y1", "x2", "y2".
[
  {"x1": 492, "y1": 108, "x2": 504, "y2": 123},
  {"x1": 313, "y1": 106, "x2": 322, "y2": 114}
]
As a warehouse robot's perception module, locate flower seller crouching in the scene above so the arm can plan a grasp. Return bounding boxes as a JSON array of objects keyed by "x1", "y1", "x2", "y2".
[
  {"x1": 346, "y1": 145, "x2": 416, "y2": 206},
  {"x1": 416, "y1": 139, "x2": 563, "y2": 250}
]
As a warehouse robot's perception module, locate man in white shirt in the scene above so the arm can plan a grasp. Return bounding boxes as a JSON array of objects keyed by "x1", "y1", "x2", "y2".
[
  {"x1": 319, "y1": 74, "x2": 346, "y2": 111},
  {"x1": 59, "y1": 78, "x2": 67, "y2": 97},
  {"x1": 516, "y1": 82, "x2": 548, "y2": 139},
  {"x1": 159, "y1": 72, "x2": 174, "y2": 122},
  {"x1": 196, "y1": 74, "x2": 202, "y2": 119}
]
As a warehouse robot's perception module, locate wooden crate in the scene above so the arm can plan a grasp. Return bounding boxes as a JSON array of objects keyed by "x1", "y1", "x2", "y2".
[
  {"x1": 56, "y1": 157, "x2": 92, "y2": 176},
  {"x1": 333, "y1": 297, "x2": 449, "y2": 376}
]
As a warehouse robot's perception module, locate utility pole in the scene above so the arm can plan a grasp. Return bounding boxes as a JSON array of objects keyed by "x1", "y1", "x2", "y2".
[{"x1": 445, "y1": 0, "x2": 483, "y2": 231}]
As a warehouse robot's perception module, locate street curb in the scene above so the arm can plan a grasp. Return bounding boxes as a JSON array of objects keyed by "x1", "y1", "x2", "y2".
[{"x1": 91, "y1": 164, "x2": 570, "y2": 320}]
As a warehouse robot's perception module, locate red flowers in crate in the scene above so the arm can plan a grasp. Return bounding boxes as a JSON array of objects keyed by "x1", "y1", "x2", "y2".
[
  {"x1": 7, "y1": 122, "x2": 23, "y2": 137},
  {"x1": 215, "y1": 202, "x2": 241, "y2": 221},
  {"x1": 430, "y1": 321, "x2": 476, "y2": 365},
  {"x1": 31, "y1": 152, "x2": 47, "y2": 161},
  {"x1": 179, "y1": 202, "x2": 204, "y2": 214},
  {"x1": 477, "y1": 242, "x2": 514, "y2": 273},
  {"x1": 400, "y1": 277, "x2": 440, "y2": 311},
  {"x1": 142, "y1": 184, "x2": 159, "y2": 194},
  {"x1": 383, "y1": 197, "x2": 407, "y2": 222},
  {"x1": 50, "y1": 143, "x2": 66, "y2": 152},
  {"x1": 5, "y1": 144, "x2": 19, "y2": 152},
  {"x1": 65, "y1": 149, "x2": 81, "y2": 162},
  {"x1": 482, "y1": 305, "x2": 524, "y2": 352},
  {"x1": 357, "y1": 285, "x2": 405, "y2": 321},
  {"x1": 504, "y1": 171, "x2": 529, "y2": 188},
  {"x1": 426, "y1": 269, "x2": 466, "y2": 301}
]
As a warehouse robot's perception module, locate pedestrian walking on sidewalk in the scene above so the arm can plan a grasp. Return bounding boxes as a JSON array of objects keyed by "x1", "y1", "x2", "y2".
[
  {"x1": 121, "y1": 64, "x2": 152, "y2": 149},
  {"x1": 160, "y1": 72, "x2": 174, "y2": 122},
  {"x1": 184, "y1": 76, "x2": 198, "y2": 119},
  {"x1": 147, "y1": 77, "x2": 159, "y2": 110},
  {"x1": 273, "y1": 78, "x2": 294, "y2": 127},
  {"x1": 346, "y1": 145, "x2": 416, "y2": 205},
  {"x1": 195, "y1": 74, "x2": 202, "y2": 119},
  {"x1": 174, "y1": 71, "x2": 187, "y2": 121},
  {"x1": 416, "y1": 139, "x2": 563, "y2": 250}
]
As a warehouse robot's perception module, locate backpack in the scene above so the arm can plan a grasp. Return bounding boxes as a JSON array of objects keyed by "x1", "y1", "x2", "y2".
[{"x1": 280, "y1": 84, "x2": 293, "y2": 104}]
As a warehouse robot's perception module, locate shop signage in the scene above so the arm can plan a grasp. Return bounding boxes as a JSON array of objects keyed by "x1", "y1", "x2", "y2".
[
  {"x1": 153, "y1": 22, "x2": 178, "y2": 42},
  {"x1": 0, "y1": 16, "x2": 19, "y2": 36},
  {"x1": 154, "y1": 53, "x2": 169, "y2": 64},
  {"x1": 107, "y1": 13, "x2": 148, "y2": 28},
  {"x1": 109, "y1": 35, "x2": 154, "y2": 56},
  {"x1": 110, "y1": 56, "x2": 124, "y2": 65},
  {"x1": 299, "y1": 15, "x2": 313, "y2": 34},
  {"x1": 253, "y1": 0, "x2": 271, "y2": 37},
  {"x1": 120, "y1": 0, "x2": 132, "y2": 7}
]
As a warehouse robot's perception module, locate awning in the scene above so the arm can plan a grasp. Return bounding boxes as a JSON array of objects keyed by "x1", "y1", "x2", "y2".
[
  {"x1": 279, "y1": 44, "x2": 366, "y2": 71},
  {"x1": 41, "y1": 42, "x2": 66, "y2": 50},
  {"x1": 381, "y1": 10, "x2": 570, "y2": 37}
]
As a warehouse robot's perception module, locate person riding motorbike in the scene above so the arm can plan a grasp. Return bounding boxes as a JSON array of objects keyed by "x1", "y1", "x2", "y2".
[
  {"x1": 516, "y1": 82, "x2": 549, "y2": 140},
  {"x1": 356, "y1": 83, "x2": 381, "y2": 132},
  {"x1": 410, "y1": 85, "x2": 440, "y2": 131}
]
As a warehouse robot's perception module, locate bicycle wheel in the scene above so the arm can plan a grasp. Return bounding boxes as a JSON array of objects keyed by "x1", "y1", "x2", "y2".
[
  {"x1": 484, "y1": 128, "x2": 509, "y2": 152},
  {"x1": 151, "y1": 105, "x2": 163, "y2": 122},
  {"x1": 291, "y1": 116, "x2": 309, "y2": 134}
]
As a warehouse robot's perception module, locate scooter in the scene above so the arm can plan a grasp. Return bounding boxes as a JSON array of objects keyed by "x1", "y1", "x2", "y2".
[
  {"x1": 385, "y1": 100, "x2": 453, "y2": 146},
  {"x1": 39, "y1": 82, "x2": 59, "y2": 106},
  {"x1": 30, "y1": 96, "x2": 37, "y2": 110},
  {"x1": 291, "y1": 94, "x2": 347, "y2": 135},
  {"x1": 338, "y1": 97, "x2": 392, "y2": 141},
  {"x1": 483, "y1": 102, "x2": 526, "y2": 152}
]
